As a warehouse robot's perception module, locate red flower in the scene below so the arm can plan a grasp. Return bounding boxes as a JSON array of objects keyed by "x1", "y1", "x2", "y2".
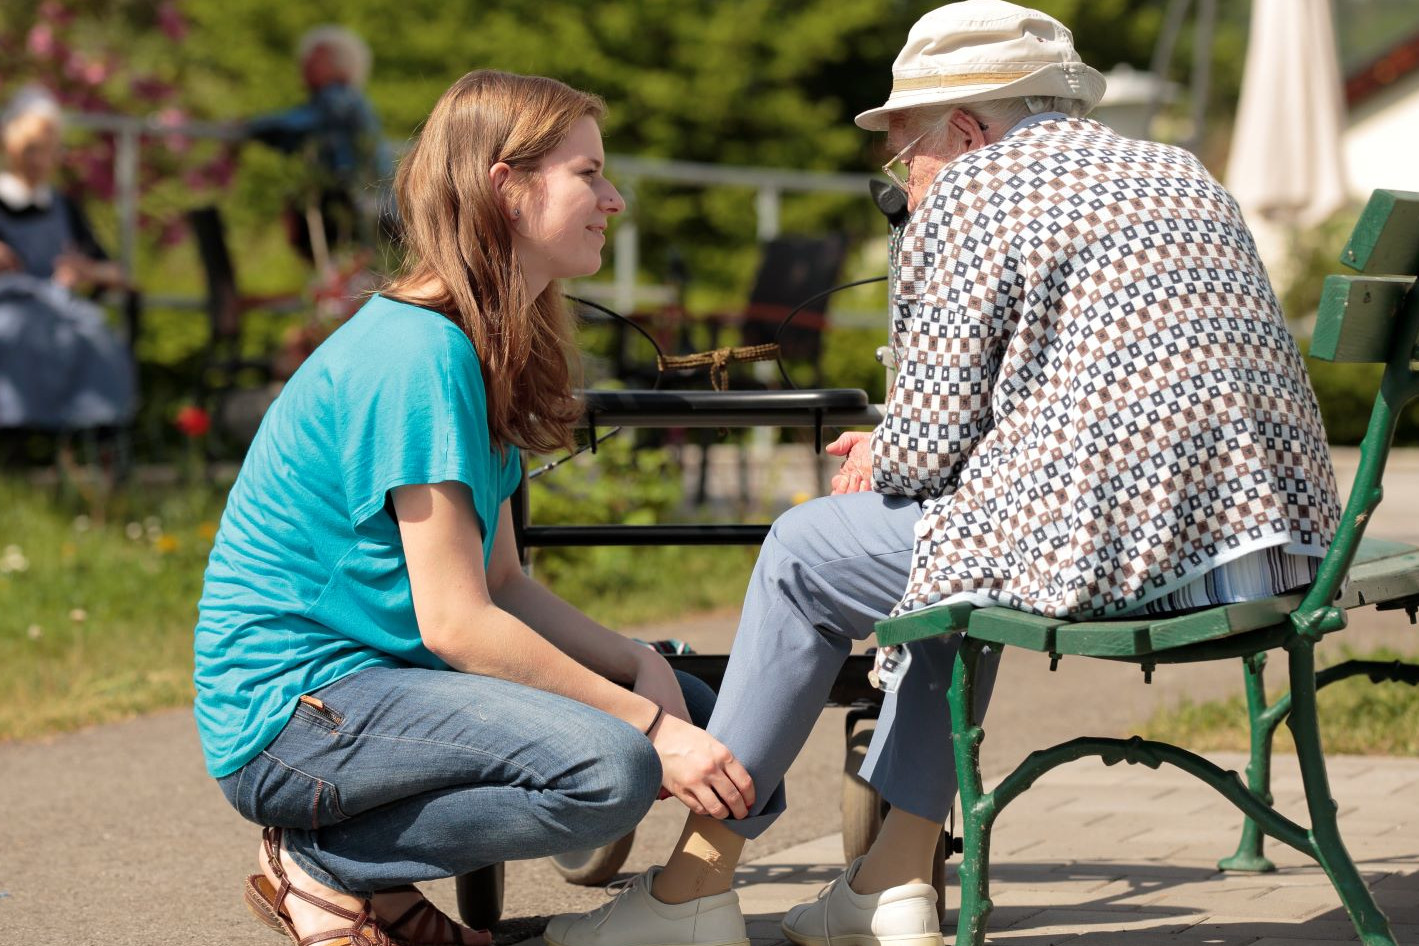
[{"x1": 174, "y1": 405, "x2": 211, "y2": 438}]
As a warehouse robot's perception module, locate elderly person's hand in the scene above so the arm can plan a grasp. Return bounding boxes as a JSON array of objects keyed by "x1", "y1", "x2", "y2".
[
  {"x1": 0, "y1": 240, "x2": 21, "y2": 273},
  {"x1": 53, "y1": 252, "x2": 128, "y2": 291},
  {"x1": 826, "y1": 431, "x2": 874, "y2": 494}
]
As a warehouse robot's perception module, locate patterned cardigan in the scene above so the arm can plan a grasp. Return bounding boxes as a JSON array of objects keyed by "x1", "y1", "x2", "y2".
[{"x1": 870, "y1": 117, "x2": 1340, "y2": 618}]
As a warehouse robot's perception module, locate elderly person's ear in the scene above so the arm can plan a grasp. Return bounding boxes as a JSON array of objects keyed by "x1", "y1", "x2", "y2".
[{"x1": 949, "y1": 110, "x2": 991, "y2": 149}]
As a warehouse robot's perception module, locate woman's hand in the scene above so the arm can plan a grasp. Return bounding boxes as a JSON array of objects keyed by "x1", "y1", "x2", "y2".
[
  {"x1": 632, "y1": 648, "x2": 692, "y2": 724},
  {"x1": 826, "y1": 431, "x2": 874, "y2": 495},
  {"x1": 650, "y1": 714, "x2": 755, "y2": 820}
]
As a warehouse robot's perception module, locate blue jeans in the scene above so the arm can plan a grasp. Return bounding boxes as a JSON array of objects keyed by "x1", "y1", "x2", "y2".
[
  {"x1": 218, "y1": 666, "x2": 716, "y2": 895},
  {"x1": 709, "y1": 491, "x2": 1001, "y2": 838}
]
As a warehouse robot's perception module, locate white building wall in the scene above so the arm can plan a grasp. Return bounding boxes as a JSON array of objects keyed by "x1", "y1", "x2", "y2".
[{"x1": 1344, "y1": 73, "x2": 1419, "y2": 198}]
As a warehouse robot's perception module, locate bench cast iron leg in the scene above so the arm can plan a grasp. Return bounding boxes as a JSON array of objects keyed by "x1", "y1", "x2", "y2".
[
  {"x1": 948, "y1": 637, "x2": 995, "y2": 946},
  {"x1": 1219, "y1": 652, "x2": 1278, "y2": 872},
  {"x1": 1223, "y1": 655, "x2": 1419, "y2": 875},
  {"x1": 1286, "y1": 636, "x2": 1396, "y2": 945}
]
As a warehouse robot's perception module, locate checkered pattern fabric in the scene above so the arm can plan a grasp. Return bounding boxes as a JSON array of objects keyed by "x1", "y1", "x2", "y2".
[{"x1": 871, "y1": 118, "x2": 1340, "y2": 619}]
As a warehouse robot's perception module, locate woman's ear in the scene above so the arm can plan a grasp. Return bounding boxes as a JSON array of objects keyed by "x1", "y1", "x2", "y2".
[{"x1": 489, "y1": 162, "x2": 519, "y2": 222}]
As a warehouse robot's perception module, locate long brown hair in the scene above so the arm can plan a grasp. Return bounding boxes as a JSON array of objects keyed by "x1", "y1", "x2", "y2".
[{"x1": 385, "y1": 70, "x2": 605, "y2": 454}]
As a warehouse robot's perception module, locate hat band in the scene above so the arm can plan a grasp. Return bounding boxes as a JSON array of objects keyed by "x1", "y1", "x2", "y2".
[{"x1": 891, "y1": 70, "x2": 1034, "y2": 93}]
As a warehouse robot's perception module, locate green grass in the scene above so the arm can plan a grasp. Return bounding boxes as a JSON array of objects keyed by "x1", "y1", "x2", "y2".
[
  {"x1": 0, "y1": 476, "x2": 224, "y2": 741},
  {"x1": 0, "y1": 463, "x2": 758, "y2": 742},
  {"x1": 1140, "y1": 648, "x2": 1419, "y2": 755}
]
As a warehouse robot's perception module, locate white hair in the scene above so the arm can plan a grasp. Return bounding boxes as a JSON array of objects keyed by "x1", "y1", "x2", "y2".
[
  {"x1": 3, "y1": 84, "x2": 62, "y2": 133},
  {"x1": 298, "y1": 25, "x2": 372, "y2": 88},
  {"x1": 968, "y1": 95, "x2": 1089, "y2": 128}
]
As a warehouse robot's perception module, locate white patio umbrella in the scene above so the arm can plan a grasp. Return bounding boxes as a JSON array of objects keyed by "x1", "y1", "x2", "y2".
[{"x1": 1226, "y1": 0, "x2": 1349, "y2": 278}]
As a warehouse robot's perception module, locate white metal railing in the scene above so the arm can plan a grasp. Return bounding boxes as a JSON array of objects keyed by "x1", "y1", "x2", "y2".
[{"x1": 66, "y1": 111, "x2": 878, "y2": 313}]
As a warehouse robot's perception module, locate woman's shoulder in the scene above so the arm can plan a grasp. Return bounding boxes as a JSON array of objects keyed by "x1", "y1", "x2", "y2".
[{"x1": 333, "y1": 293, "x2": 476, "y2": 361}]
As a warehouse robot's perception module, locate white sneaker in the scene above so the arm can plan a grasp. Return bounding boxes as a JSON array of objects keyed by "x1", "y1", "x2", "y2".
[
  {"x1": 543, "y1": 866, "x2": 749, "y2": 946},
  {"x1": 781, "y1": 858, "x2": 942, "y2": 946}
]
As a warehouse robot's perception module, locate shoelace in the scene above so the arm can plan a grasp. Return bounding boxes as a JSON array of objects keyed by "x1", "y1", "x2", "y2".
[
  {"x1": 591, "y1": 874, "x2": 642, "y2": 930},
  {"x1": 811, "y1": 875, "x2": 841, "y2": 946}
]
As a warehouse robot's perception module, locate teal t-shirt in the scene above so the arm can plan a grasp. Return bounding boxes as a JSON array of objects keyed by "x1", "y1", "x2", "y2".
[{"x1": 193, "y1": 294, "x2": 522, "y2": 777}]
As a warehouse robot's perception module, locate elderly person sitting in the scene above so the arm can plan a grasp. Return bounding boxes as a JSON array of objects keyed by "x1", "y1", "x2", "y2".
[
  {"x1": 0, "y1": 86, "x2": 135, "y2": 432},
  {"x1": 545, "y1": 4, "x2": 1339, "y2": 946},
  {"x1": 245, "y1": 24, "x2": 395, "y2": 257},
  {"x1": 0, "y1": 87, "x2": 126, "y2": 291}
]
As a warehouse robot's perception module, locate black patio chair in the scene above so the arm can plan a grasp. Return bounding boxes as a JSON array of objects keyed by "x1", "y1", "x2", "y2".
[{"x1": 187, "y1": 206, "x2": 302, "y2": 454}]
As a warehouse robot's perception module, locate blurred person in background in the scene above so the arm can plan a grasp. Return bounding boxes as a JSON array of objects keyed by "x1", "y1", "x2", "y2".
[
  {"x1": 245, "y1": 24, "x2": 396, "y2": 262},
  {"x1": 0, "y1": 85, "x2": 127, "y2": 290},
  {"x1": 0, "y1": 84, "x2": 135, "y2": 433}
]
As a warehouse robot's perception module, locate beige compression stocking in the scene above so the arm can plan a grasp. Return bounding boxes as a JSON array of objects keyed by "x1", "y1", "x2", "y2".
[{"x1": 650, "y1": 814, "x2": 747, "y2": 904}]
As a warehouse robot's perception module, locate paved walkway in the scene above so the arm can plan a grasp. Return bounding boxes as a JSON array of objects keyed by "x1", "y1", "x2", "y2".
[
  {"x1": 4, "y1": 446, "x2": 1419, "y2": 943},
  {"x1": 519, "y1": 753, "x2": 1419, "y2": 946}
]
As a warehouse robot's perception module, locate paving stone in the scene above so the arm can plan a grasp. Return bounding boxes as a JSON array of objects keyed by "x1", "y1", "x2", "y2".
[
  {"x1": 745, "y1": 918, "x2": 788, "y2": 944},
  {"x1": 991, "y1": 907, "x2": 1198, "y2": 936},
  {"x1": 972, "y1": 903, "x2": 1047, "y2": 930},
  {"x1": 988, "y1": 878, "x2": 1140, "y2": 909},
  {"x1": 1234, "y1": 916, "x2": 1405, "y2": 940},
  {"x1": 736, "y1": 882, "x2": 825, "y2": 914},
  {"x1": 1068, "y1": 932, "x2": 1254, "y2": 946},
  {"x1": 983, "y1": 929, "x2": 1084, "y2": 944},
  {"x1": 642, "y1": 747, "x2": 1419, "y2": 946}
]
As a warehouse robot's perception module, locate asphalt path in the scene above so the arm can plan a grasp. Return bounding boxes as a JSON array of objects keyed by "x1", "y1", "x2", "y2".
[{"x1": 3, "y1": 448, "x2": 1418, "y2": 944}]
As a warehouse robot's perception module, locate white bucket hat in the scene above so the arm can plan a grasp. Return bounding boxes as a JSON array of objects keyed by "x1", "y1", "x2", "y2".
[{"x1": 855, "y1": 0, "x2": 1106, "y2": 130}]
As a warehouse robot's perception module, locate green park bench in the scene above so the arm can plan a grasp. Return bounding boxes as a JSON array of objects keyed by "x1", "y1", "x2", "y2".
[{"x1": 874, "y1": 187, "x2": 1419, "y2": 946}]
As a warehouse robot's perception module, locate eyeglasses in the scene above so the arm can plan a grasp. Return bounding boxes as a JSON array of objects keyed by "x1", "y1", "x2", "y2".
[
  {"x1": 879, "y1": 115, "x2": 991, "y2": 191},
  {"x1": 880, "y1": 131, "x2": 926, "y2": 192}
]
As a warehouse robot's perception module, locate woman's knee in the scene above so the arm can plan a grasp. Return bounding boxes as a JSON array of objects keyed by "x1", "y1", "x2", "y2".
[{"x1": 554, "y1": 721, "x2": 661, "y2": 842}]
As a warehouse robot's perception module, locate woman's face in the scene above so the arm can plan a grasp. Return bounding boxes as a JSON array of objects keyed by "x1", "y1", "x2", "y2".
[
  {"x1": 511, "y1": 115, "x2": 624, "y2": 288},
  {"x1": 4, "y1": 115, "x2": 61, "y2": 187}
]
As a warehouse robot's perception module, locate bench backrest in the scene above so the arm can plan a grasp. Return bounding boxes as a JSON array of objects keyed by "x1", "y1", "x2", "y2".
[{"x1": 1299, "y1": 189, "x2": 1419, "y2": 630}]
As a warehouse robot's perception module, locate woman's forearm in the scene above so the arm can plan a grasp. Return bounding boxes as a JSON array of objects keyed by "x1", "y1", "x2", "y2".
[
  {"x1": 424, "y1": 600, "x2": 658, "y2": 730},
  {"x1": 490, "y1": 571, "x2": 649, "y2": 682}
]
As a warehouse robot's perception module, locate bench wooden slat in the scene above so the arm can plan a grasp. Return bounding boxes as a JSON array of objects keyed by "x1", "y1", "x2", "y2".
[
  {"x1": 1147, "y1": 595, "x2": 1303, "y2": 650},
  {"x1": 1342, "y1": 548, "x2": 1419, "y2": 608},
  {"x1": 1353, "y1": 537, "x2": 1418, "y2": 562},
  {"x1": 968, "y1": 608, "x2": 1062, "y2": 651},
  {"x1": 1053, "y1": 623, "x2": 1153, "y2": 657},
  {"x1": 1310, "y1": 275, "x2": 1417, "y2": 363},
  {"x1": 872, "y1": 601, "x2": 973, "y2": 647},
  {"x1": 1340, "y1": 188, "x2": 1419, "y2": 276},
  {"x1": 874, "y1": 538, "x2": 1419, "y2": 655}
]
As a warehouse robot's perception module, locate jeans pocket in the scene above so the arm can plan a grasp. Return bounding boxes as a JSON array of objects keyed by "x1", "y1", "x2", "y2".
[{"x1": 219, "y1": 744, "x2": 351, "y2": 830}]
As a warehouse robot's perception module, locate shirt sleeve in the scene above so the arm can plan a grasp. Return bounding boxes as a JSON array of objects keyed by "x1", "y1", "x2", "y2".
[
  {"x1": 871, "y1": 174, "x2": 1010, "y2": 500},
  {"x1": 338, "y1": 323, "x2": 503, "y2": 545},
  {"x1": 499, "y1": 443, "x2": 524, "y2": 502},
  {"x1": 246, "y1": 103, "x2": 320, "y2": 153}
]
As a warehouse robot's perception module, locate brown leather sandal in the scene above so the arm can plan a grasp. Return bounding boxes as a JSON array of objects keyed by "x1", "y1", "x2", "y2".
[
  {"x1": 243, "y1": 826, "x2": 396, "y2": 946},
  {"x1": 384, "y1": 888, "x2": 491, "y2": 946}
]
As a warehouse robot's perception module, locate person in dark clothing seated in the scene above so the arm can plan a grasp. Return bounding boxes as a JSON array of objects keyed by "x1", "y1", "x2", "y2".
[
  {"x1": 244, "y1": 25, "x2": 395, "y2": 259},
  {"x1": 0, "y1": 86, "x2": 135, "y2": 433},
  {"x1": 0, "y1": 88, "x2": 127, "y2": 291}
]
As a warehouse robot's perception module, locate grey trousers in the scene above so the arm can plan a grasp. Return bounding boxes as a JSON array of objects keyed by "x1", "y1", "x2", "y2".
[{"x1": 707, "y1": 491, "x2": 1000, "y2": 839}]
